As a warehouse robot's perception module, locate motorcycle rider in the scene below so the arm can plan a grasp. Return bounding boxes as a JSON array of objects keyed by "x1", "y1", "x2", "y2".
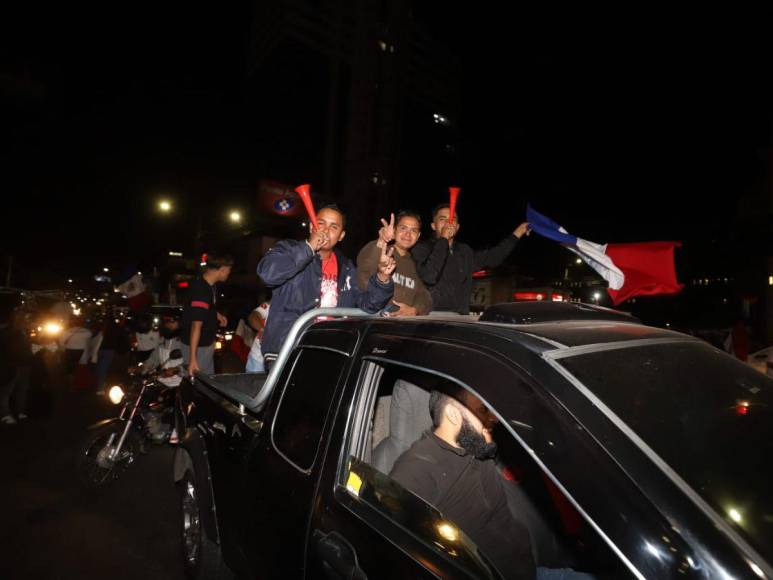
[{"x1": 136, "y1": 315, "x2": 182, "y2": 376}]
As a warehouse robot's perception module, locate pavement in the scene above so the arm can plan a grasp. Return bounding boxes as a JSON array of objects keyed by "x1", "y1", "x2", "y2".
[{"x1": 0, "y1": 356, "x2": 185, "y2": 580}]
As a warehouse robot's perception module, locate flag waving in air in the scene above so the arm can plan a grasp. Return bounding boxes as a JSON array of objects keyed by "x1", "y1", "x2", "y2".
[{"x1": 526, "y1": 205, "x2": 683, "y2": 305}]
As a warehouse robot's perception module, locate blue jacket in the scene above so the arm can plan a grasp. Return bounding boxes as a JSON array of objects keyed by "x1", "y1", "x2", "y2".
[{"x1": 257, "y1": 240, "x2": 393, "y2": 355}]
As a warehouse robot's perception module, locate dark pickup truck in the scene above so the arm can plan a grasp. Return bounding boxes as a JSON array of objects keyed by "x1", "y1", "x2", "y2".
[{"x1": 174, "y1": 303, "x2": 773, "y2": 580}]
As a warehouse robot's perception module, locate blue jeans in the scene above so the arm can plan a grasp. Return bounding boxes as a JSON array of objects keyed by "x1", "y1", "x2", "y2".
[
  {"x1": 0, "y1": 366, "x2": 31, "y2": 417},
  {"x1": 245, "y1": 352, "x2": 265, "y2": 373},
  {"x1": 180, "y1": 344, "x2": 215, "y2": 375}
]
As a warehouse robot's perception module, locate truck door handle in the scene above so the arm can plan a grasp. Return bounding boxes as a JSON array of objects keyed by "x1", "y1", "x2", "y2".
[{"x1": 313, "y1": 529, "x2": 368, "y2": 580}]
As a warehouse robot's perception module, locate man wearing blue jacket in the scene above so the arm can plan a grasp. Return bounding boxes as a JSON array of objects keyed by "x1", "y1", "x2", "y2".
[{"x1": 257, "y1": 203, "x2": 396, "y2": 369}]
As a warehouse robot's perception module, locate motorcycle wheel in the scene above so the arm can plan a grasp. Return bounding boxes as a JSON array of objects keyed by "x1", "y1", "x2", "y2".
[
  {"x1": 179, "y1": 468, "x2": 232, "y2": 580},
  {"x1": 76, "y1": 423, "x2": 138, "y2": 488}
]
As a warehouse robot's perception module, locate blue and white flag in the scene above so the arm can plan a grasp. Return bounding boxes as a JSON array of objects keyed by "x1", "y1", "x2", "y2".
[{"x1": 527, "y1": 205, "x2": 625, "y2": 291}]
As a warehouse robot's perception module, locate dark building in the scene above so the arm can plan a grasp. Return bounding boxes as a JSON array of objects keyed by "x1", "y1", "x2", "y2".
[{"x1": 247, "y1": 0, "x2": 461, "y2": 250}]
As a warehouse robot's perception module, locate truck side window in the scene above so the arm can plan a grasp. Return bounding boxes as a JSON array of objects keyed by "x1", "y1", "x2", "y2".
[
  {"x1": 339, "y1": 360, "x2": 636, "y2": 579},
  {"x1": 271, "y1": 348, "x2": 347, "y2": 472}
]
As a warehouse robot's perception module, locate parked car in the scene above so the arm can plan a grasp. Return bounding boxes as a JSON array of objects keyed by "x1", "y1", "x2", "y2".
[{"x1": 175, "y1": 303, "x2": 773, "y2": 579}]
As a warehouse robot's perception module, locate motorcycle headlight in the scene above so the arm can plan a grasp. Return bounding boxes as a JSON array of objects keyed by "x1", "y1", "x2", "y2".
[{"x1": 108, "y1": 386, "x2": 125, "y2": 405}]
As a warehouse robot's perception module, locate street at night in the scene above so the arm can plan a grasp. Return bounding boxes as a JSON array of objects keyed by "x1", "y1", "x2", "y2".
[
  {"x1": 2, "y1": 3, "x2": 773, "y2": 580},
  {"x1": 0, "y1": 362, "x2": 183, "y2": 580}
]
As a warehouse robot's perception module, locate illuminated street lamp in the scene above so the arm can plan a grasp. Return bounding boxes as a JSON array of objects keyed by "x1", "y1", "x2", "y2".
[
  {"x1": 229, "y1": 210, "x2": 242, "y2": 224},
  {"x1": 158, "y1": 200, "x2": 173, "y2": 213}
]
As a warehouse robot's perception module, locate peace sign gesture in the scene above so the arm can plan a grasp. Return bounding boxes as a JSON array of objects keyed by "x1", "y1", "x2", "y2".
[
  {"x1": 378, "y1": 213, "x2": 396, "y2": 246},
  {"x1": 377, "y1": 242, "x2": 396, "y2": 283}
]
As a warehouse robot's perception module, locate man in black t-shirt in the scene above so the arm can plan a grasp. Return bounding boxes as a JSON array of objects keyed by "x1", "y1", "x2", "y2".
[{"x1": 180, "y1": 252, "x2": 233, "y2": 376}]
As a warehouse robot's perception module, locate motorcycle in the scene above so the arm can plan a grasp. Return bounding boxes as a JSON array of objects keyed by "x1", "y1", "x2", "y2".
[{"x1": 76, "y1": 349, "x2": 184, "y2": 488}]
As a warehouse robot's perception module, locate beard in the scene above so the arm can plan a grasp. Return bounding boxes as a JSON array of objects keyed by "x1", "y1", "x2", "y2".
[{"x1": 457, "y1": 418, "x2": 498, "y2": 460}]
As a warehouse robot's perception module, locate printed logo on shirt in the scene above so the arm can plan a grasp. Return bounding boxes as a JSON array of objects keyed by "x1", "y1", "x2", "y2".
[
  {"x1": 321, "y1": 253, "x2": 339, "y2": 308},
  {"x1": 392, "y1": 272, "x2": 416, "y2": 289},
  {"x1": 321, "y1": 277, "x2": 338, "y2": 307}
]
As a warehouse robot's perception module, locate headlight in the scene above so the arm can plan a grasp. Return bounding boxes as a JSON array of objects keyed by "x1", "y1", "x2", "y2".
[
  {"x1": 108, "y1": 386, "x2": 125, "y2": 405},
  {"x1": 43, "y1": 322, "x2": 63, "y2": 336}
]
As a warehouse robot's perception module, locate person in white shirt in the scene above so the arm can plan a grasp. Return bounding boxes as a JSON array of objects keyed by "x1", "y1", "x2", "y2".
[
  {"x1": 139, "y1": 316, "x2": 182, "y2": 375},
  {"x1": 135, "y1": 315, "x2": 160, "y2": 363},
  {"x1": 246, "y1": 302, "x2": 270, "y2": 373},
  {"x1": 59, "y1": 318, "x2": 93, "y2": 374}
]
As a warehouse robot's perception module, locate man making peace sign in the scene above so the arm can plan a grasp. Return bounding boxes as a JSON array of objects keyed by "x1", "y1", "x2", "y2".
[
  {"x1": 257, "y1": 203, "x2": 396, "y2": 370},
  {"x1": 357, "y1": 210, "x2": 432, "y2": 316}
]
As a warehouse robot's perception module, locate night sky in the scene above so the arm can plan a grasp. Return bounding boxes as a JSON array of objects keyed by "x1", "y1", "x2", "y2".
[{"x1": 2, "y1": 3, "x2": 771, "y2": 288}]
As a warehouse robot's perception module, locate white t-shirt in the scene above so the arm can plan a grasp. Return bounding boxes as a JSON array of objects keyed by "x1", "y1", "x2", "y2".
[
  {"x1": 60, "y1": 327, "x2": 92, "y2": 351},
  {"x1": 248, "y1": 303, "x2": 270, "y2": 362},
  {"x1": 136, "y1": 330, "x2": 161, "y2": 352}
]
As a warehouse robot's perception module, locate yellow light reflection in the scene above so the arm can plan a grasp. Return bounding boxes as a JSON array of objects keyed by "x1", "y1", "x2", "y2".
[
  {"x1": 436, "y1": 521, "x2": 459, "y2": 543},
  {"x1": 346, "y1": 471, "x2": 363, "y2": 497}
]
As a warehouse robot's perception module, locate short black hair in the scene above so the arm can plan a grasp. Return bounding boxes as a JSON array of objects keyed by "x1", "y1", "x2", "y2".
[
  {"x1": 203, "y1": 251, "x2": 234, "y2": 271},
  {"x1": 431, "y1": 203, "x2": 455, "y2": 221},
  {"x1": 396, "y1": 210, "x2": 422, "y2": 228},
  {"x1": 317, "y1": 203, "x2": 347, "y2": 229}
]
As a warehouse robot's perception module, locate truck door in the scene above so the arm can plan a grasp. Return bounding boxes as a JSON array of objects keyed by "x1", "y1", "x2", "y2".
[{"x1": 237, "y1": 328, "x2": 359, "y2": 579}]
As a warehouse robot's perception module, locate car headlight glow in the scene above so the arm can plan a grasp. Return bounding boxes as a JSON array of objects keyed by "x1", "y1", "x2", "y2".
[
  {"x1": 44, "y1": 322, "x2": 63, "y2": 336},
  {"x1": 108, "y1": 386, "x2": 125, "y2": 405}
]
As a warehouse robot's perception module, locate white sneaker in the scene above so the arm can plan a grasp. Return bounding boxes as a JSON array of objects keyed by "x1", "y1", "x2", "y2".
[
  {"x1": 1, "y1": 415, "x2": 17, "y2": 425},
  {"x1": 17, "y1": 413, "x2": 28, "y2": 420}
]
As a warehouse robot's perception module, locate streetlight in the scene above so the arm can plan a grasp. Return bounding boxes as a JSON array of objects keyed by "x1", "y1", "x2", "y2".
[
  {"x1": 229, "y1": 210, "x2": 242, "y2": 224},
  {"x1": 103, "y1": 267, "x2": 109, "y2": 273},
  {"x1": 158, "y1": 200, "x2": 172, "y2": 213}
]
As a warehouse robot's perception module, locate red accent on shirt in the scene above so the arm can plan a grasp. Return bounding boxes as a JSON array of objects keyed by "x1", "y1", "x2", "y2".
[{"x1": 191, "y1": 301, "x2": 210, "y2": 310}]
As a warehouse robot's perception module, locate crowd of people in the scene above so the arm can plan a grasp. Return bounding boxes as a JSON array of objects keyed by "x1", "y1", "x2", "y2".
[
  {"x1": 180, "y1": 201, "x2": 530, "y2": 376},
  {"x1": 2, "y1": 200, "x2": 530, "y2": 423}
]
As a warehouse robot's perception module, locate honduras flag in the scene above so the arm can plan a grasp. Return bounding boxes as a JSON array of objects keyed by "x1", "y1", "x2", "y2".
[{"x1": 527, "y1": 205, "x2": 683, "y2": 305}]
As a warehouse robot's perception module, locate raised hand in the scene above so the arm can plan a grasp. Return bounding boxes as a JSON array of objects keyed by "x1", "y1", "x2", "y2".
[
  {"x1": 440, "y1": 221, "x2": 459, "y2": 240},
  {"x1": 514, "y1": 222, "x2": 531, "y2": 239},
  {"x1": 308, "y1": 229, "x2": 328, "y2": 252},
  {"x1": 377, "y1": 244, "x2": 397, "y2": 282},
  {"x1": 378, "y1": 213, "x2": 396, "y2": 246}
]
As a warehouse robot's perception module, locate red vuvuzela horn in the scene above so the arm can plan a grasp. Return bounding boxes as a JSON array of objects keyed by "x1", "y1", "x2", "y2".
[
  {"x1": 295, "y1": 184, "x2": 318, "y2": 229},
  {"x1": 448, "y1": 187, "x2": 461, "y2": 224}
]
